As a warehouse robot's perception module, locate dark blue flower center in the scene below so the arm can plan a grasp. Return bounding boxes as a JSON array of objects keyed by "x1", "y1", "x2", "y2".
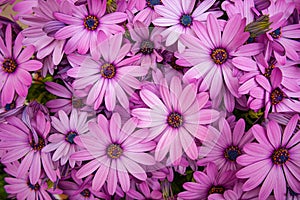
[
  {"x1": 80, "y1": 189, "x2": 91, "y2": 197},
  {"x1": 208, "y1": 185, "x2": 225, "y2": 195},
  {"x1": 30, "y1": 138, "x2": 45, "y2": 151},
  {"x1": 107, "y1": 144, "x2": 123, "y2": 159},
  {"x1": 27, "y1": 182, "x2": 40, "y2": 191},
  {"x1": 140, "y1": 40, "x2": 154, "y2": 55},
  {"x1": 263, "y1": 64, "x2": 275, "y2": 78},
  {"x1": 84, "y1": 15, "x2": 99, "y2": 31},
  {"x1": 211, "y1": 48, "x2": 228, "y2": 65},
  {"x1": 246, "y1": 36, "x2": 255, "y2": 44},
  {"x1": 167, "y1": 112, "x2": 183, "y2": 128},
  {"x1": 270, "y1": 27, "x2": 281, "y2": 39},
  {"x1": 270, "y1": 88, "x2": 285, "y2": 105},
  {"x1": 272, "y1": 147, "x2": 289, "y2": 165},
  {"x1": 224, "y1": 146, "x2": 242, "y2": 161},
  {"x1": 2, "y1": 58, "x2": 17, "y2": 73},
  {"x1": 5, "y1": 101, "x2": 16, "y2": 111},
  {"x1": 180, "y1": 14, "x2": 192, "y2": 27},
  {"x1": 146, "y1": 0, "x2": 161, "y2": 8},
  {"x1": 65, "y1": 131, "x2": 77, "y2": 144},
  {"x1": 100, "y1": 63, "x2": 116, "y2": 79}
]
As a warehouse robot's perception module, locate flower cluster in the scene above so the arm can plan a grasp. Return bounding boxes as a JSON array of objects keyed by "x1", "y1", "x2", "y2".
[{"x1": 0, "y1": 0, "x2": 299, "y2": 199}]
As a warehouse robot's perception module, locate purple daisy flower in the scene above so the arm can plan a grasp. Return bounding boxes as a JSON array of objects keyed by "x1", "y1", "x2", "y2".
[
  {"x1": 133, "y1": 0, "x2": 162, "y2": 26},
  {"x1": 71, "y1": 113, "x2": 156, "y2": 195},
  {"x1": 236, "y1": 114, "x2": 300, "y2": 199},
  {"x1": 152, "y1": 0, "x2": 223, "y2": 47},
  {"x1": 0, "y1": 111, "x2": 57, "y2": 184},
  {"x1": 53, "y1": 0, "x2": 127, "y2": 59},
  {"x1": 197, "y1": 118, "x2": 254, "y2": 173},
  {"x1": 0, "y1": 24, "x2": 42, "y2": 106},
  {"x1": 176, "y1": 14, "x2": 264, "y2": 111},
  {"x1": 132, "y1": 76, "x2": 219, "y2": 164},
  {"x1": 42, "y1": 109, "x2": 90, "y2": 168},
  {"x1": 67, "y1": 34, "x2": 147, "y2": 111},
  {"x1": 178, "y1": 162, "x2": 236, "y2": 200}
]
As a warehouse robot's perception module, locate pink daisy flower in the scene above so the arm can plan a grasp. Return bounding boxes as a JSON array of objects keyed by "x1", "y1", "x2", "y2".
[
  {"x1": 42, "y1": 109, "x2": 90, "y2": 168},
  {"x1": 0, "y1": 111, "x2": 57, "y2": 184},
  {"x1": 67, "y1": 34, "x2": 147, "y2": 111},
  {"x1": 152, "y1": 0, "x2": 223, "y2": 47},
  {"x1": 197, "y1": 118, "x2": 254, "y2": 173},
  {"x1": 178, "y1": 162, "x2": 236, "y2": 200},
  {"x1": 0, "y1": 24, "x2": 42, "y2": 106},
  {"x1": 133, "y1": 0, "x2": 162, "y2": 26},
  {"x1": 71, "y1": 113, "x2": 156, "y2": 195},
  {"x1": 176, "y1": 14, "x2": 263, "y2": 111},
  {"x1": 132, "y1": 76, "x2": 219, "y2": 164},
  {"x1": 236, "y1": 114, "x2": 300, "y2": 199},
  {"x1": 54, "y1": 0, "x2": 127, "y2": 59}
]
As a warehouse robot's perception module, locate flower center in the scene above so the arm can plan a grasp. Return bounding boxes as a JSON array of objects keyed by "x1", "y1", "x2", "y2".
[
  {"x1": 270, "y1": 27, "x2": 281, "y2": 39},
  {"x1": 2, "y1": 58, "x2": 17, "y2": 73},
  {"x1": 72, "y1": 97, "x2": 84, "y2": 109},
  {"x1": 100, "y1": 63, "x2": 116, "y2": 79},
  {"x1": 5, "y1": 101, "x2": 16, "y2": 111},
  {"x1": 208, "y1": 185, "x2": 225, "y2": 195},
  {"x1": 65, "y1": 131, "x2": 77, "y2": 144},
  {"x1": 272, "y1": 147, "x2": 289, "y2": 165},
  {"x1": 224, "y1": 146, "x2": 242, "y2": 161},
  {"x1": 180, "y1": 14, "x2": 192, "y2": 27},
  {"x1": 211, "y1": 48, "x2": 228, "y2": 65},
  {"x1": 146, "y1": 0, "x2": 161, "y2": 8},
  {"x1": 27, "y1": 182, "x2": 40, "y2": 191},
  {"x1": 80, "y1": 189, "x2": 91, "y2": 198},
  {"x1": 167, "y1": 112, "x2": 183, "y2": 128},
  {"x1": 140, "y1": 40, "x2": 154, "y2": 55},
  {"x1": 246, "y1": 36, "x2": 255, "y2": 44},
  {"x1": 263, "y1": 64, "x2": 275, "y2": 78},
  {"x1": 107, "y1": 144, "x2": 123, "y2": 159},
  {"x1": 270, "y1": 88, "x2": 285, "y2": 105},
  {"x1": 30, "y1": 137, "x2": 45, "y2": 151},
  {"x1": 84, "y1": 15, "x2": 99, "y2": 31}
]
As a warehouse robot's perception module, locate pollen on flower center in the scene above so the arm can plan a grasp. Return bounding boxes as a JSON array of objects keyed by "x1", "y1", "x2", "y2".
[
  {"x1": 2, "y1": 58, "x2": 17, "y2": 73},
  {"x1": 224, "y1": 146, "x2": 242, "y2": 161},
  {"x1": 167, "y1": 112, "x2": 183, "y2": 128},
  {"x1": 270, "y1": 88, "x2": 285, "y2": 105},
  {"x1": 272, "y1": 147, "x2": 289, "y2": 165},
  {"x1": 146, "y1": 0, "x2": 161, "y2": 8},
  {"x1": 270, "y1": 27, "x2": 281, "y2": 39},
  {"x1": 211, "y1": 48, "x2": 228, "y2": 65},
  {"x1": 180, "y1": 14, "x2": 193, "y2": 27},
  {"x1": 80, "y1": 189, "x2": 91, "y2": 198},
  {"x1": 30, "y1": 137, "x2": 45, "y2": 151},
  {"x1": 107, "y1": 144, "x2": 123, "y2": 159},
  {"x1": 65, "y1": 131, "x2": 77, "y2": 144},
  {"x1": 263, "y1": 64, "x2": 275, "y2": 78},
  {"x1": 140, "y1": 40, "x2": 154, "y2": 55},
  {"x1": 84, "y1": 15, "x2": 99, "y2": 31},
  {"x1": 27, "y1": 182, "x2": 40, "y2": 191},
  {"x1": 100, "y1": 63, "x2": 116, "y2": 79},
  {"x1": 208, "y1": 185, "x2": 225, "y2": 195}
]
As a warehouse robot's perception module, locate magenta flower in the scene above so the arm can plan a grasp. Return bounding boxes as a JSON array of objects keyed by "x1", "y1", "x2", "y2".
[
  {"x1": 132, "y1": 76, "x2": 219, "y2": 164},
  {"x1": 42, "y1": 109, "x2": 90, "y2": 168},
  {"x1": 0, "y1": 24, "x2": 42, "y2": 106},
  {"x1": 236, "y1": 114, "x2": 300, "y2": 199},
  {"x1": 0, "y1": 111, "x2": 57, "y2": 184},
  {"x1": 71, "y1": 113, "x2": 156, "y2": 195},
  {"x1": 54, "y1": 0, "x2": 127, "y2": 59},
  {"x1": 197, "y1": 118, "x2": 254, "y2": 173},
  {"x1": 67, "y1": 34, "x2": 147, "y2": 111},
  {"x1": 178, "y1": 162, "x2": 236, "y2": 200},
  {"x1": 177, "y1": 14, "x2": 263, "y2": 111},
  {"x1": 153, "y1": 0, "x2": 223, "y2": 47}
]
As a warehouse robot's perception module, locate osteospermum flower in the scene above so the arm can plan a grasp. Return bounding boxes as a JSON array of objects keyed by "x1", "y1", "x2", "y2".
[
  {"x1": 178, "y1": 162, "x2": 236, "y2": 200},
  {"x1": 132, "y1": 76, "x2": 219, "y2": 164},
  {"x1": 53, "y1": 0, "x2": 127, "y2": 59},
  {"x1": 67, "y1": 34, "x2": 147, "y2": 111},
  {"x1": 0, "y1": 24, "x2": 42, "y2": 106},
  {"x1": 133, "y1": 0, "x2": 162, "y2": 26},
  {"x1": 152, "y1": 0, "x2": 222, "y2": 48},
  {"x1": 42, "y1": 109, "x2": 90, "y2": 168},
  {"x1": 197, "y1": 118, "x2": 254, "y2": 173},
  {"x1": 236, "y1": 114, "x2": 300, "y2": 199},
  {"x1": 176, "y1": 14, "x2": 263, "y2": 111},
  {"x1": 71, "y1": 113, "x2": 156, "y2": 195}
]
